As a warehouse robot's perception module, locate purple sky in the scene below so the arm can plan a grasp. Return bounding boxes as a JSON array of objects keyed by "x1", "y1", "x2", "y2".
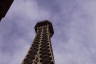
[{"x1": 0, "y1": 0, "x2": 96, "y2": 64}]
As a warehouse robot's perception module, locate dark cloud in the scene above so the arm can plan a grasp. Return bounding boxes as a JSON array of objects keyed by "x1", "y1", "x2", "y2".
[{"x1": 35, "y1": 0, "x2": 61, "y2": 13}]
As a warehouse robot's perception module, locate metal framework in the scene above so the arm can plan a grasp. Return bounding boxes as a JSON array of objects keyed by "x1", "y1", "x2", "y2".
[
  {"x1": 0, "y1": 0, "x2": 14, "y2": 21},
  {"x1": 22, "y1": 20, "x2": 55, "y2": 64}
]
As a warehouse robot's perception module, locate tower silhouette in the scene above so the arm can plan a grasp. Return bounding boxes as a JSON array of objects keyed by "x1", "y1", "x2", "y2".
[
  {"x1": 22, "y1": 20, "x2": 55, "y2": 64},
  {"x1": 0, "y1": 0, "x2": 14, "y2": 21}
]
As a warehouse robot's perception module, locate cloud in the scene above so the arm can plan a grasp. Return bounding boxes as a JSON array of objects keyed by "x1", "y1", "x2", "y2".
[
  {"x1": 53, "y1": 0, "x2": 96, "y2": 64},
  {"x1": 1, "y1": 0, "x2": 96, "y2": 64},
  {"x1": 0, "y1": 0, "x2": 53, "y2": 64}
]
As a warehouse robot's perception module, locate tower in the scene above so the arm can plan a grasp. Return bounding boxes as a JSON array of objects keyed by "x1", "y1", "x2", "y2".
[
  {"x1": 22, "y1": 20, "x2": 55, "y2": 64},
  {"x1": 0, "y1": 0, "x2": 14, "y2": 21}
]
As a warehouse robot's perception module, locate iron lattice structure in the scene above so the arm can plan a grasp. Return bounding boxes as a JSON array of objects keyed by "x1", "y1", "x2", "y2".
[
  {"x1": 22, "y1": 20, "x2": 55, "y2": 64},
  {"x1": 0, "y1": 0, "x2": 14, "y2": 21}
]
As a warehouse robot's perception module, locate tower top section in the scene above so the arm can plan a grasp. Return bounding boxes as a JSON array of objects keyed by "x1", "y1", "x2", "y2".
[{"x1": 35, "y1": 20, "x2": 54, "y2": 37}]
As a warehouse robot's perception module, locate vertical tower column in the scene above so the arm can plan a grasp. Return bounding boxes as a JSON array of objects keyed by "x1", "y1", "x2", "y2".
[{"x1": 22, "y1": 20, "x2": 55, "y2": 64}]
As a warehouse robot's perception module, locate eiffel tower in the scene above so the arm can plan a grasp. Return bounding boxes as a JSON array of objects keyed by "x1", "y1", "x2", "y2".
[
  {"x1": 0, "y1": 0, "x2": 14, "y2": 21},
  {"x1": 22, "y1": 20, "x2": 55, "y2": 64}
]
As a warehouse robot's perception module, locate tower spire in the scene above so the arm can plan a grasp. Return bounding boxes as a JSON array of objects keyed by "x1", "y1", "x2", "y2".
[{"x1": 22, "y1": 20, "x2": 55, "y2": 64}]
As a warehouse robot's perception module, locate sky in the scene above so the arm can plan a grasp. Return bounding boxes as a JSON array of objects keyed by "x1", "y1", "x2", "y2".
[{"x1": 0, "y1": 0, "x2": 96, "y2": 64}]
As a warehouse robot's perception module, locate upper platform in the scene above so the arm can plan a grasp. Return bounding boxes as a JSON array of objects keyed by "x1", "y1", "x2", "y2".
[{"x1": 35, "y1": 20, "x2": 54, "y2": 37}]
